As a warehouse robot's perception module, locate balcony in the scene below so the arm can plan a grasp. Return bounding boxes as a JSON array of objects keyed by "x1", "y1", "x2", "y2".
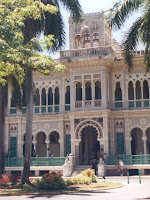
[{"x1": 60, "y1": 46, "x2": 117, "y2": 62}]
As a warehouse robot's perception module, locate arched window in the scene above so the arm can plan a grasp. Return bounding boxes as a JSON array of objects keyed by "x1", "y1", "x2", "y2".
[
  {"x1": 76, "y1": 82, "x2": 82, "y2": 101},
  {"x1": 85, "y1": 82, "x2": 92, "y2": 100},
  {"x1": 93, "y1": 33, "x2": 99, "y2": 47},
  {"x1": 11, "y1": 89, "x2": 16, "y2": 107},
  {"x1": 54, "y1": 87, "x2": 59, "y2": 105},
  {"x1": 95, "y1": 81, "x2": 101, "y2": 99},
  {"x1": 83, "y1": 34, "x2": 90, "y2": 48},
  {"x1": 35, "y1": 88, "x2": 40, "y2": 106},
  {"x1": 143, "y1": 80, "x2": 149, "y2": 99},
  {"x1": 49, "y1": 131, "x2": 60, "y2": 157},
  {"x1": 48, "y1": 87, "x2": 53, "y2": 105},
  {"x1": 128, "y1": 81, "x2": 134, "y2": 100},
  {"x1": 75, "y1": 35, "x2": 81, "y2": 49},
  {"x1": 65, "y1": 86, "x2": 70, "y2": 104},
  {"x1": 50, "y1": 132, "x2": 59, "y2": 143},
  {"x1": 41, "y1": 88, "x2": 46, "y2": 105},
  {"x1": 115, "y1": 82, "x2": 122, "y2": 101},
  {"x1": 136, "y1": 81, "x2": 141, "y2": 99}
]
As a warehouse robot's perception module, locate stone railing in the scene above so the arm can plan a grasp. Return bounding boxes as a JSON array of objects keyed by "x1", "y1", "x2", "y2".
[{"x1": 60, "y1": 46, "x2": 117, "y2": 62}]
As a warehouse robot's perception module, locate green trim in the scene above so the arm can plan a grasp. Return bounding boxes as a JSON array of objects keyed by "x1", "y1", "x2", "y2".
[
  {"x1": 65, "y1": 105, "x2": 70, "y2": 111},
  {"x1": 144, "y1": 100, "x2": 149, "y2": 107},
  {"x1": 35, "y1": 107, "x2": 39, "y2": 113},
  {"x1": 41, "y1": 107, "x2": 46, "y2": 113},
  {"x1": 48, "y1": 106, "x2": 53, "y2": 112},
  {"x1": 115, "y1": 102, "x2": 122, "y2": 108},
  {"x1": 10, "y1": 109, "x2": 17, "y2": 114},
  {"x1": 129, "y1": 101, "x2": 134, "y2": 108},
  {"x1": 54, "y1": 106, "x2": 59, "y2": 112},
  {"x1": 136, "y1": 101, "x2": 142, "y2": 107}
]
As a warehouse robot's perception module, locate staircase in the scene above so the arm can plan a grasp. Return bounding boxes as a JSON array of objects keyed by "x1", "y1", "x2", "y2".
[{"x1": 71, "y1": 165, "x2": 91, "y2": 177}]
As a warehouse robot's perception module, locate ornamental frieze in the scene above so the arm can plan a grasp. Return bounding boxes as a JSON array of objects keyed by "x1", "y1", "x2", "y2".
[
  {"x1": 74, "y1": 117, "x2": 103, "y2": 129},
  {"x1": 75, "y1": 119, "x2": 103, "y2": 139}
]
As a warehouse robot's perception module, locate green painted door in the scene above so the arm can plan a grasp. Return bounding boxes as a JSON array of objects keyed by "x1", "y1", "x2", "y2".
[
  {"x1": 10, "y1": 137, "x2": 17, "y2": 157},
  {"x1": 66, "y1": 135, "x2": 71, "y2": 156},
  {"x1": 116, "y1": 133, "x2": 124, "y2": 154}
]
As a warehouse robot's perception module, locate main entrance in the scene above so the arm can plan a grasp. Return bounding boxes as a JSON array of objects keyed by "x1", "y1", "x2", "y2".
[{"x1": 79, "y1": 126, "x2": 99, "y2": 165}]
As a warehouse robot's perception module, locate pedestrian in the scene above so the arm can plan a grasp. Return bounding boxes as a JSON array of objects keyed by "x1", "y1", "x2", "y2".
[
  {"x1": 47, "y1": 148, "x2": 51, "y2": 157},
  {"x1": 115, "y1": 158, "x2": 124, "y2": 176},
  {"x1": 32, "y1": 149, "x2": 36, "y2": 157},
  {"x1": 90, "y1": 158, "x2": 99, "y2": 175}
]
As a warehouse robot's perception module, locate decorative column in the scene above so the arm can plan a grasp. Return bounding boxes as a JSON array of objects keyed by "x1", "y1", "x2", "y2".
[
  {"x1": 103, "y1": 115, "x2": 109, "y2": 154},
  {"x1": 32, "y1": 135, "x2": 37, "y2": 152},
  {"x1": 90, "y1": 34, "x2": 93, "y2": 47},
  {"x1": 60, "y1": 78, "x2": 64, "y2": 112},
  {"x1": 133, "y1": 82, "x2": 136, "y2": 101},
  {"x1": 59, "y1": 120, "x2": 64, "y2": 156},
  {"x1": 101, "y1": 70, "x2": 107, "y2": 109},
  {"x1": 5, "y1": 119, "x2": 9, "y2": 155},
  {"x1": 124, "y1": 116, "x2": 131, "y2": 155},
  {"x1": 17, "y1": 119, "x2": 22, "y2": 158},
  {"x1": 70, "y1": 74, "x2": 75, "y2": 110},
  {"x1": 142, "y1": 129, "x2": 147, "y2": 154},
  {"x1": 92, "y1": 81, "x2": 95, "y2": 107},
  {"x1": 110, "y1": 118, "x2": 115, "y2": 155},
  {"x1": 70, "y1": 114, "x2": 75, "y2": 156},
  {"x1": 82, "y1": 78, "x2": 85, "y2": 108},
  {"x1": 52, "y1": 89, "x2": 55, "y2": 112},
  {"x1": 46, "y1": 89, "x2": 48, "y2": 113},
  {"x1": 141, "y1": 81, "x2": 143, "y2": 107}
]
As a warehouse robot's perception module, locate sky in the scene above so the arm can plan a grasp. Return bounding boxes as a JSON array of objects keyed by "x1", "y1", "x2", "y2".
[{"x1": 51, "y1": 0, "x2": 142, "y2": 58}]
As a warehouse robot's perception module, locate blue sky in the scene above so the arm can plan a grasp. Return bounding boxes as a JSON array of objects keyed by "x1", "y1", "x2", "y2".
[{"x1": 51, "y1": 0, "x2": 142, "y2": 58}]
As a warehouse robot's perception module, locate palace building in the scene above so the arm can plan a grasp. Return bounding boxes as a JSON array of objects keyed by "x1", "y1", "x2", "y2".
[{"x1": 5, "y1": 11, "x2": 150, "y2": 175}]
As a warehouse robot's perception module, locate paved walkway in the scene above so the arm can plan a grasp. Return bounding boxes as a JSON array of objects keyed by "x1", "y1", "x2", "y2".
[{"x1": 0, "y1": 176, "x2": 150, "y2": 200}]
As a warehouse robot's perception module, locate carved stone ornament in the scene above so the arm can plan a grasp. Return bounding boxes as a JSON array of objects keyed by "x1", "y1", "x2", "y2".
[
  {"x1": 75, "y1": 120, "x2": 103, "y2": 139},
  {"x1": 44, "y1": 123, "x2": 50, "y2": 129},
  {"x1": 140, "y1": 119, "x2": 146, "y2": 125}
]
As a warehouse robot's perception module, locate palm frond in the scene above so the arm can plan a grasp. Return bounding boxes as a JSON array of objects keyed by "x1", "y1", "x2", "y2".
[
  {"x1": 108, "y1": 0, "x2": 144, "y2": 29},
  {"x1": 144, "y1": 44, "x2": 150, "y2": 71},
  {"x1": 57, "y1": 0, "x2": 83, "y2": 23},
  {"x1": 123, "y1": 17, "x2": 143, "y2": 69}
]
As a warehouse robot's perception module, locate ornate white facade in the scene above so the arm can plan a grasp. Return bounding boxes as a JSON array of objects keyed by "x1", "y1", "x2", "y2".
[{"x1": 5, "y1": 12, "x2": 150, "y2": 167}]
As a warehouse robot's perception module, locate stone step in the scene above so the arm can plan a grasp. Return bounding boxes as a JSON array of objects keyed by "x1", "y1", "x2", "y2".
[{"x1": 71, "y1": 165, "x2": 92, "y2": 177}]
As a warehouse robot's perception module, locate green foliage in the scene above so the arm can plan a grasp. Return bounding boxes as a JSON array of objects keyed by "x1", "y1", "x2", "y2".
[
  {"x1": 72, "y1": 174, "x2": 92, "y2": 185},
  {"x1": 108, "y1": 0, "x2": 150, "y2": 71},
  {"x1": 70, "y1": 169, "x2": 97, "y2": 185},
  {"x1": 37, "y1": 172, "x2": 67, "y2": 190},
  {"x1": 81, "y1": 168, "x2": 95, "y2": 177}
]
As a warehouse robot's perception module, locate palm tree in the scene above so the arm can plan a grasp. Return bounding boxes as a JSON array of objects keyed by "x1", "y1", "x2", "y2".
[
  {"x1": 108, "y1": 0, "x2": 150, "y2": 71},
  {"x1": 0, "y1": 76, "x2": 23, "y2": 175},
  {"x1": 21, "y1": 0, "x2": 83, "y2": 182}
]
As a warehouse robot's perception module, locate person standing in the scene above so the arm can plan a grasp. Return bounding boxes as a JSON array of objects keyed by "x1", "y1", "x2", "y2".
[
  {"x1": 115, "y1": 158, "x2": 124, "y2": 176},
  {"x1": 32, "y1": 149, "x2": 36, "y2": 157},
  {"x1": 47, "y1": 148, "x2": 51, "y2": 157},
  {"x1": 90, "y1": 158, "x2": 99, "y2": 175}
]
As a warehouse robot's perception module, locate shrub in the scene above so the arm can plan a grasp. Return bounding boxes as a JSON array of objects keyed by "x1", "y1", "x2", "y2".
[
  {"x1": 0, "y1": 174, "x2": 21, "y2": 185},
  {"x1": 65, "y1": 179, "x2": 74, "y2": 186},
  {"x1": 72, "y1": 174, "x2": 92, "y2": 185},
  {"x1": 81, "y1": 169, "x2": 95, "y2": 177},
  {"x1": 37, "y1": 172, "x2": 67, "y2": 190}
]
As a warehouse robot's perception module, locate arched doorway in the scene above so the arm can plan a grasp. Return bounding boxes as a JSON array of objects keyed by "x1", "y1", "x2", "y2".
[
  {"x1": 49, "y1": 131, "x2": 60, "y2": 157},
  {"x1": 36, "y1": 132, "x2": 47, "y2": 157},
  {"x1": 146, "y1": 128, "x2": 150, "y2": 154},
  {"x1": 131, "y1": 128, "x2": 144, "y2": 155},
  {"x1": 79, "y1": 126, "x2": 99, "y2": 165}
]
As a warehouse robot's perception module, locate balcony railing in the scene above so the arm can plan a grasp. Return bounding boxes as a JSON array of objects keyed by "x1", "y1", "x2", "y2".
[
  {"x1": 5, "y1": 156, "x2": 66, "y2": 167},
  {"x1": 128, "y1": 100, "x2": 150, "y2": 108},
  {"x1": 60, "y1": 46, "x2": 116, "y2": 61},
  {"x1": 106, "y1": 154, "x2": 150, "y2": 165}
]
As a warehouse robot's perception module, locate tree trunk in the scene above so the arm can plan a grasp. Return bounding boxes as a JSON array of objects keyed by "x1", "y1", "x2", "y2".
[
  {"x1": 0, "y1": 85, "x2": 6, "y2": 176},
  {"x1": 22, "y1": 68, "x2": 33, "y2": 182}
]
